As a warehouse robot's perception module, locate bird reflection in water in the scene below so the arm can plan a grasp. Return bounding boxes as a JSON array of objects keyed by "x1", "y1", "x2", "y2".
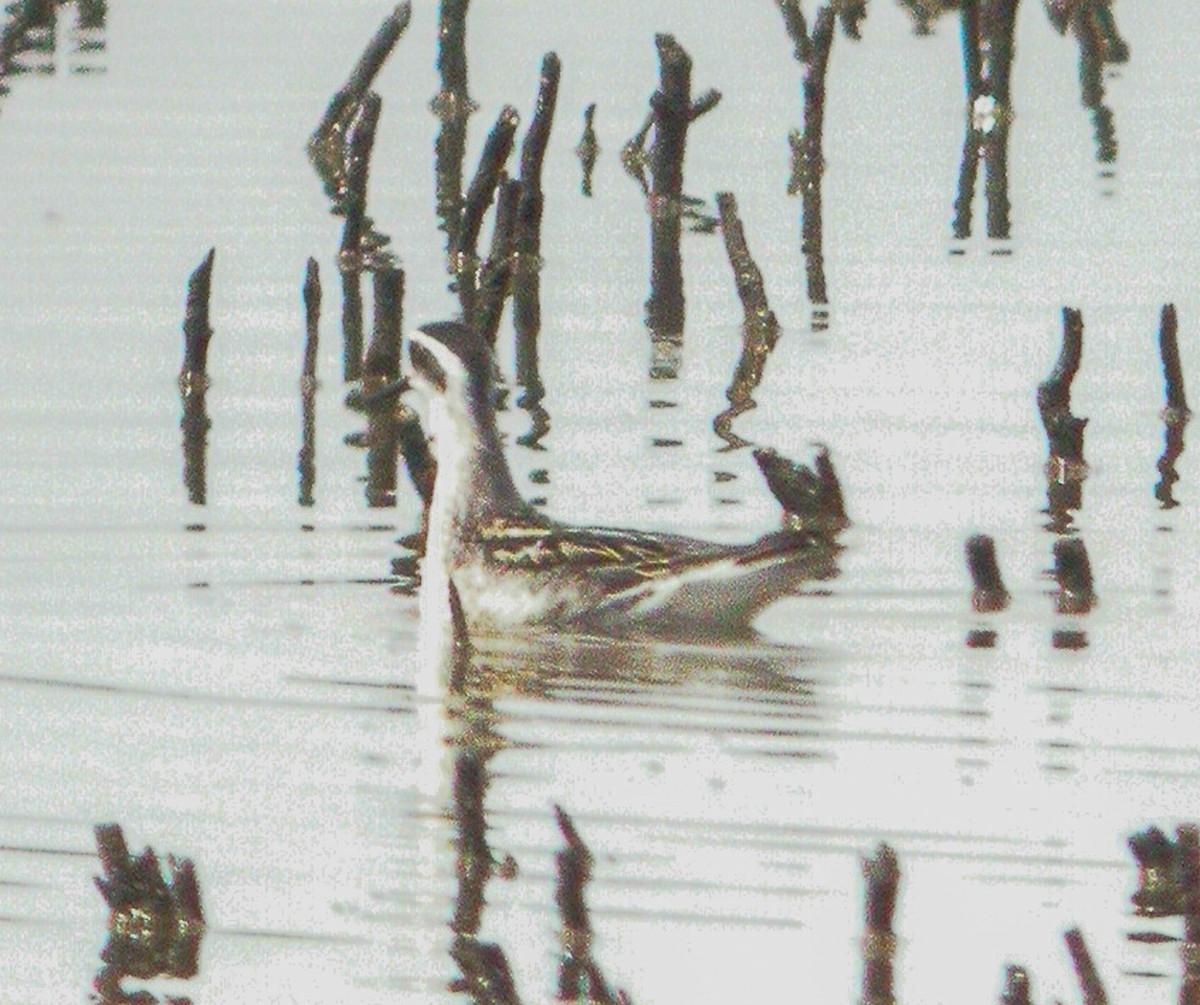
[
  {"x1": 90, "y1": 824, "x2": 204, "y2": 1005},
  {"x1": 426, "y1": 580, "x2": 827, "y2": 1004}
]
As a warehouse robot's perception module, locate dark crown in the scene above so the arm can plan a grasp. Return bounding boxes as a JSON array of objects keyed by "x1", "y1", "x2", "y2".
[{"x1": 416, "y1": 321, "x2": 496, "y2": 376}]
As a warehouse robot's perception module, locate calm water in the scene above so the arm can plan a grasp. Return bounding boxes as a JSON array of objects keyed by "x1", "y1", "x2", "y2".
[{"x1": 2, "y1": 1, "x2": 1200, "y2": 1002}]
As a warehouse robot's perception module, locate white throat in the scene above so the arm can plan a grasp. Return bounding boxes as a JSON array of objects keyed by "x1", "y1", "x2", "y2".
[{"x1": 420, "y1": 394, "x2": 474, "y2": 634}]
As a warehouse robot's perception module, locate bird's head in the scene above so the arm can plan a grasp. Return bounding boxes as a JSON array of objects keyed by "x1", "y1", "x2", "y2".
[{"x1": 404, "y1": 320, "x2": 495, "y2": 410}]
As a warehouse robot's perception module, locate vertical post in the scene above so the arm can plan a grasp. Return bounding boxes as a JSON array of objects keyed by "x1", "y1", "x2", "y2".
[
  {"x1": 298, "y1": 258, "x2": 320, "y2": 507},
  {"x1": 179, "y1": 249, "x2": 215, "y2": 507},
  {"x1": 365, "y1": 266, "x2": 404, "y2": 507},
  {"x1": 859, "y1": 843, "x2": 899, "y2": 1005}
]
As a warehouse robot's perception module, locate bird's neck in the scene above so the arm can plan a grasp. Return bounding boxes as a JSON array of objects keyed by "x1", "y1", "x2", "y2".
[{"x1": 427, "y1": 388, "x2": 527, "y2": 530}]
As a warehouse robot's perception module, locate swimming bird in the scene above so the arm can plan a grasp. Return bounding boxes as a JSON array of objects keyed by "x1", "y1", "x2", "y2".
[{"x1": 402, "y1": 320, "x2": 841, "y2": 641}]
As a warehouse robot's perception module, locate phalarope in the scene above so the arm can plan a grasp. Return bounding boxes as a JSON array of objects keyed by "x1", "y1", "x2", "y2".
[{"x1": 403, "y1": 320, "x2": 841, "y2": 639}]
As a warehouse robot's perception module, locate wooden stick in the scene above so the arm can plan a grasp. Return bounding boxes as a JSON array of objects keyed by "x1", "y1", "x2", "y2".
[
  {"x1": 1159, "y1": 303, "x2": 1190, "y2": 417},
  {"x1": 576, "y1": 103, "x2": 599, "y2": 197},
  {"x1": 1053, "y1": 537, "x2": 1096, "y2": 615},
  {"x1": 715, "y1": 191, "x2": 779, "y2": 339},
  {"x1": 1178, "y1": 825, "x2": 1200, "y2": 1005},
  {"x1": 299, "y1": 259, "x2": 320, "y2": 507},
  {"x1": 797, "y1": 8, "x2": 835, "y2": 306},
  {"x1": 456, "y1": 104, "x2": 520, "y2": 303},
  {"x1": 512, "y1": 52, "x2": 561, "y2": 343},
  {"x1": 180, "y1": 248, "x2": 216, "y2": 379},
  {"x1": 553, "y1": 806, "x2": 620, "y2": 1005},
  {"x1": 1063, "y1": 928, "x2": 1107, "y2": 1005},
  {"x1": 472, "y1": 176, "x2": 520, "y2": 346},
  {"x1": 365, "y1": 266, "x2": 404, "y2": 507},
  {"x1": 433, "y1": 0, "x2": 474, "y2": 250},
  {"x1": 1038, "y1": 307, "x2": 1084, "y2": 416},
  {"x1": 309, "y1": 2, "x2": 411, "y2": 151},
  {"x1": 966, "y1": 533, "x2": 1010, "y2": 613},
  {"x1": 301, "y1": 257, "x2": 321, "y2": 383},
  {"x1": 860, "y1": 843, "x2": 900, "y2": 1005},
  {"x1": 998, "y1": 964, "x2": 1033, "y2": 1005},
  {"x1": 775, "y1": 0, "x2": 812, "y2": 62}
]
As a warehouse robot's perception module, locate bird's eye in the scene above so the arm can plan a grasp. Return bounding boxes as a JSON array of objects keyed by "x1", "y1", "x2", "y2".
[{"x1": 409, "y1": 340, "x2": 447, "y2": 393}]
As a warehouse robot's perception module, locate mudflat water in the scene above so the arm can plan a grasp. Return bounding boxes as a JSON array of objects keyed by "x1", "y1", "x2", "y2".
[{"x1": 2, "y1": 1, "x2": 1200, "y2": 1002}]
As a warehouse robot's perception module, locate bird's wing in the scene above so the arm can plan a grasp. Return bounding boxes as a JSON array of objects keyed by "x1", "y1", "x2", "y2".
[
  {"x1": 477, "y1": 520, "x2": 734, "y2": 586},
  {"x1": 477, "y1": 519, "x2": 820, "y2": 594}
]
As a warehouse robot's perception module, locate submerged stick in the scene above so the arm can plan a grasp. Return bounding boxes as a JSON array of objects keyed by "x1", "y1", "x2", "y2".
[
  {"x1": 455, "y1": 104, "x2": 520, "y2": 302},
  {"x1": 433, "y1": 0, "x2": 475, "y2": 251},
  {"x1": 180, "y1": 249, "x2": 215, "y2": 507},
  {"x1": 620, "y1": 109, "x2": 654, "y2": 194},
  {"x1": 180, "y1": 248, "x2": 216, "y2": 380},
  {"x1": 952, "y1": 0, "x2": 1020, "y2": 240},
  {"x1": 794, "y1": 7, "x2": 835, "y2": 308},
  {"x1": 1053, "y1": 537, "x2": 1095, "y2": 615},
  {"x1": 965, "y1": 533, "x2": 1009, "y2": 613},
  {"x1": 716, "y1": 191, "x2": 779, "y2": 339},
  {"x1": 1159, "y1": 303, "x2": 1190, "y2": 418},
  {"x1": 775, "y1": 0, "x2": 812, "y2": 62},
  {"x1": 302, "y1": 257, "x2": 321, "y2": 383},
  {"x1": 1070, "y1": 4, "x2": 1117, "y2": 165},
  {"x1": 299, "y1": 259, "x2": 320, "y2": 507},
  {"x1": 338, "y1": 94, "x2": 382, "y2": 384},
  {"x1": 860, "y1": 843, "x2": 900, "y2": 1005},
  {"x1": 472, "y1": 175, "x2": 520, "y2": 346},
  {"x1": 513, "y1": 52, "x2": 561, "y2": 343},
  {"x1": 1038, "y1": 307, "x2": 1088, "y2": 476},
  {"x1": 1178, "y1": 825, "x2": 1200, "y2": 1005},
  {"x1": 0, "y1": 0, "x2": 57, "y2": 86},
  {"x1": 998, "y1": 965, "x2": 1033, "y2": 1005},
  {"x1": 1063, "y1": 928, "x2": 1107, "y2": 1005},
  {"x1": 554, "y1": 806, "x2": 621, "y2": 1005},
  {"x1": 450, "y1": 746, "x2": 490, "y2": 937},
  {"x1": 365, "y1": 265, "x2": 404, "y2": 382},
  {"x1": 339, "y1": 92, "x2": 383, "y2": 262},
  {"x1": 450, "y1": 939, "x2": 523, "y2": 1005},
  {"x1": 643, "y1": 34, "x2": 719, "y2": 362},
  {"x1": 1128, "y1": 825, "x2": 1183, "y2": 918},
  {"x1": 752, "y1": 446, "x2": 847, "y2": 533},
  {"x1": 364, "y1": 266, "x2": 404, "y2": 507},
  {"x1": 309, "y1": 2, "x2": 410, "y2": 150},
  {"x1": 576, "y1": 103, "x2": 599, "y2": 197}
]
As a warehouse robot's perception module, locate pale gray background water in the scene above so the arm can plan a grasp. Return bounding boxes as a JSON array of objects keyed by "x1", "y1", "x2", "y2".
[{"x1": 1, "y1": 1, "x2": 1198, "y2": 1002}]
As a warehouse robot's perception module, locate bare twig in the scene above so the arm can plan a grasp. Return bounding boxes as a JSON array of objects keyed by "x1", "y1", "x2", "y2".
[
  {"x1": 1063, "y1": 928, "x2": 1107, "y2": 1005},
  {"x1": 308, "y1": 2, "x2": 411, "y2": 153}
]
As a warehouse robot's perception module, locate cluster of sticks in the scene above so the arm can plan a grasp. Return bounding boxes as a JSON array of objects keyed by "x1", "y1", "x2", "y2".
[
  {"x1": 777, "y1": 0, "x2": 866, "y2": 317},
  {"x1": 177, "y1": 4, "x2": 847, "y2": 523},
  {"x1": 448, "y1": 800, "x2": 1195, "y2": 1005},
  {"x1": 92, "y1": 823, "x2": 204, "y2": 1004},
  {"x1": 964, "y1": 303, "x2": 1188, "y2": 645},
  {"x1": 774, "y1": 0, "x2": 1131, "y2": 311},
  {"x1": 0, "y1": 0, "x2": 106, "y2": 100}
]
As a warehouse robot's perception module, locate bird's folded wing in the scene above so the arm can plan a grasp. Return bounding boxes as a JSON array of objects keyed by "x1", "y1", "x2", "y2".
[{"x1": 477, "y1": 520, "x2": 817, "y2": 593}]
